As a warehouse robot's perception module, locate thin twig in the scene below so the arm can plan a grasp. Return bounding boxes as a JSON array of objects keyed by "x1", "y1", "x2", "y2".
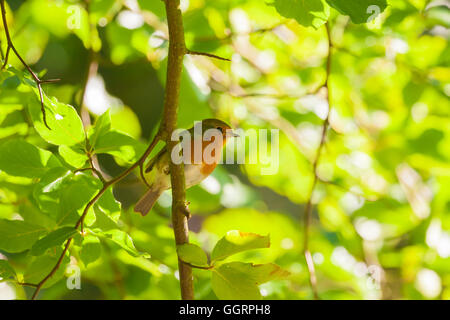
[
  {"x1": 186, "y1": 49, "x2": 230, "y2": 61},
  {"x1": 302, "y1": 22, "x2": 333, "y2": 300},
  {"x1": 29, "y1": 133, "x2": 161, "y2": 299},
  {"x1": 194, "y1": 22, "x2": 285, "y2": 43},
  {"x1": 181, "y1": 261, "x2": 214, "y2": 270},
  {"x1": 0, "y1": 0, "x2": 57, "y2": 130},
  {"x1": 31, "y1": 238, "x2": 73, "y2": 300}
]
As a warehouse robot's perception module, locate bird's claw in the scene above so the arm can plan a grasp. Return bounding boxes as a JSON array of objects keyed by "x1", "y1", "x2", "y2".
[{"x1": 182, "y1": 201, "x2": 191, "y2": 219}]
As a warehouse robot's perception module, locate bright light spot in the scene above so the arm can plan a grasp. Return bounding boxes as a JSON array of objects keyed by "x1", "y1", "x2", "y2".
[
  {"x1": 124, "y1": 0, "x2": 139, "y2": 11},
  {"x1": 297, "y1": 122, "x2": 321, "y2": 151},
  {"x1": 411, "y1": 102, "x2": 428, "y2": 123},
  {"x1": 426, "y1": 219, "x2": 450, "y2": 258},
  {"x1": 117, "y1": 10, "x2": 144, "y2": 30},
  {"x1": 355, "y1": 218, "x2": 382, "y2": 241},
  {"x1": 415, "y1": 269, "x2": 441, "y2": 299},
  {"x1": 157, "y1": 191, "x2": 172, "y2": 208},
  {"x1": 255, "y1": 50, "x2": 277, "y2": 72},
  {"x1": 437, "y1": 233, "x2": 450, "y2": 258},
  {"x1": 296, "y1": 95, "x2": 329, "y2": 120},
  {"x1": 231, "y1": 55, "x2": 261, "y2": 83},
  {"x1": 98, "y1": 17, "x2": 108, "y2": 27},
  {"x1": 0, "y1": 283, "x2": 16, "y2": 300},
  {"x1": 55, "y1": 114, "x2": 63, "y2": 120},
  {"x1": 371, "y1": 110, "x2": 390, "y2": 130},
  {"x1": 313, "y1": 252, "x2": 324, "y2": 265},
  {"x1": 340, "y1": 192, "x2": 364, "y2": 214},
  {"x1": 362, "y1": 171, "x2": 388, "y2": 193},
  {"x1": 149, "y1": 31, "x2": 166, "y2": 48},
  {"x1": 180, "y1": 0, "x2": 190, "y2": 12},
  {"x1": 353, "y1": 262, "x2": 368, "y2": 277},
  {"x1": 220, "y1": 176, "x2": 248, "y2": 208},
  {"x1": 174, "y1": 270, "x2": 180, "y2": 280},
  {"x1": 274, "y1": 25, "x2": 297, "y2": 44},
  {"x1": 158, "y1": 264, "x2": 170, "y2": 274},
  {"x1": 331, "y1": 246, "x2": 357, "y2": 272},
  {"x1": 391, "y1": 38, "x2": 409, "y2": 54},
  {"x1": 281, "y1": 238, "x2": 294, "y2": 250},
  {"x1": 84, "y1": 75, "x2": 123, "y2": 115},
  {"x1": 229, "y1": 9, "x2": 251, "y2": 33},
  {"x1": 233, "y1": 103, "x2": 248, "y2": 119},
  {"x1": 386, "y1": 38, "x2": 409, "y2": 59},
  {"x1": 260, "y1": 288, "x2": 269, "y2": 297},
  {"x1": 426, "y1": 219, "x2": 442, "y2": 249},
  {"x1": 281, "y1": 76, "x2": 301, "y2": 93},
  {"x1": 261, "y1": 106, "x2": 279, "y2": 121},
  {"x1": 396, "y1": 164, "x2": 432, "y2": 219},
  {"x1": 200, "y1": 175, "x2": 221, "y2": 195},
  {"x1": 184, "y1": 57, "x2": 210, "y2": 95},
  {"x1": 350, "y1": 151, "x2": 372, "y2": 170}
]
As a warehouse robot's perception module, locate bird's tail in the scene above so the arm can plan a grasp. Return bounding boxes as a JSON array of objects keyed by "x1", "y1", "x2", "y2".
[{"x1": 134, "y1": 188, "x2": 164, "y2": 216}]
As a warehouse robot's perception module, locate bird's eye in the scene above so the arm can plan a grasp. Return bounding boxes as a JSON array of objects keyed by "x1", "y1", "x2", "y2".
[{"x1": 216, "y1": 127, "x2": 224, "y2": 134}]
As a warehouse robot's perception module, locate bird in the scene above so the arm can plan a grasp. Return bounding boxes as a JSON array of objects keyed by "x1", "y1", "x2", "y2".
[{"x1": 134, "y1": 119, "x2": 239, "y2": 216}]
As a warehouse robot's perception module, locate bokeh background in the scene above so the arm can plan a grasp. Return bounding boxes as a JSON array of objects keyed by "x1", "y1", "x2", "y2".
[{"x1": 0, "y1": 0, "x2": 449, "y2": 300}]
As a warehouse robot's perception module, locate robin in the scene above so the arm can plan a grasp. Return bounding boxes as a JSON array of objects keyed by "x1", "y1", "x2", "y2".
[{"x1": 134, "y1": 119, "x2": 239, "y2": 216}]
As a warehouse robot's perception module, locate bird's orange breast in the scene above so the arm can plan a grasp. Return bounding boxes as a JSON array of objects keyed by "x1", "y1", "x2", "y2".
[{"x1": 189, "y1": 136, "x2": 224, "y2": 176}]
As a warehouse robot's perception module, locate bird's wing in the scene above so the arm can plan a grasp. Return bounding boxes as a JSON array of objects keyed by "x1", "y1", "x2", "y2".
[{"x1": 145, "y1": 146, "x2": 167, "y2": 173}]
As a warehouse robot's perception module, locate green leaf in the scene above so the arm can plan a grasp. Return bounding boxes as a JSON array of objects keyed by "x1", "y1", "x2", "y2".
[
  {"x1": 110, "y1": 106, "x2": 142, "y2": 139},
  {"x1": 28, "y1": 95, "x2": 85, "y2": 146},
  {"x1": 31, "y1": 227, "x2": 77, "y2": 256},
  {"x1": 0, "y1": 260, "x2": 16, "y2": 280},
  {"x1": 93, "y1": 229, "x2": 147, "y2": 258},
  {"x1": 325, "y1": 0, "x2": 388, "y2": 24},
  {"x1": 211, "y1": 262, "x2": 290, "y2": 300},
  {"x1": 93, "y1": 130, "x2": 146, "y2": 163},
  {"x1": 0, "y1": 220, "x2": 46, "y2": 253},
  {"x1": 33, "y1": 167, "x2": 72, "y2": 215},
  {"x1": 88, "y1": 110, "x2": 112, "y2": 149},
  {"x1": 56, "y1": 173, "x2": 102, "y2": 226},
  {"x1": 272, "y1": 0, "x2": 330, "y2": 29},
  {"x1": 59, "y1": 144, "x2": 88, "y2": 168},
  {"x1": 24, "y1": 250, "x2": 70, "y2": 288},
  {"x1": 0, "y1": 139, "x2": 60, "y2": 178},
  {"x1": 177, "y1": 244, "x2": 209, "y2": 267},
  {"x1": 80, "y1": 235, "x2": 102, "y2": 267},
  {"x1": 96, "y1": 187, "x2": 121, "y2": 223},
  {"x1": 211, "y1": 230, "x2": 270, "y2": 262},
  {"x1": 92, "y1": 205, "x2": 119, "y2": 231}
]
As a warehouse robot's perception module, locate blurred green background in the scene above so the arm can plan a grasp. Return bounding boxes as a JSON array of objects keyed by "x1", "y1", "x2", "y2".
[{"x1": 0, "y1": 0, "x2": 449, "y2": 300}]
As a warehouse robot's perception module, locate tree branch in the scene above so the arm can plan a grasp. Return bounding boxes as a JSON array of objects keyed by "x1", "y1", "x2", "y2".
[
  {"x1": 0, "y1": 0, "x2": 57, "y2": 130},
  {"x1": 29, "y1": 0, "x2": 195, "y2": 300},
  {"x1": 162, "y1": 0, "x2": 194, "y2": 300},
  {"x1": 302, "y1": 22, "x2": 333, "y2": 300},
  {"x1": 29, "y1": 133, "x2": 161, "y2": 299}
]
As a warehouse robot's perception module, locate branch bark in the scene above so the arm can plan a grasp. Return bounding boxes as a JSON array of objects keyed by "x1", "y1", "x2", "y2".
[{"x1": 161, "y1": 0, "x2": 194, "y2": 300}]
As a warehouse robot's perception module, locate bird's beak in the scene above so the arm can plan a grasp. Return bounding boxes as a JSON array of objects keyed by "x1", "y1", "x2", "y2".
[{"x1": 226, "y1": 130, "x2": 240, "y2": 138}]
